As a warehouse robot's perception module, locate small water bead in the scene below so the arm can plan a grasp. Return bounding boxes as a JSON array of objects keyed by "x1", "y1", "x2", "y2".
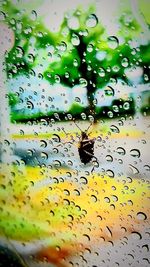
[
  {"x1": 79, "y1": 78, "x2": 88, "y2": 87},
  {"x1": 30, "y1": 10, "x2": 37, "y2": 21},
  {"x1": 86, "y1": 14, "x2": 98, "y2": 28},
  {"x1": 98, "y1": 67, "x2": 105, "y2": 77},
  {"x1": 87, "y1": 44, "x2": 94, "y2": 53},
  {"x1": 130, "y1": 149, "x2": 141, "y2": 158},
  {"x1": 136, "y1": 212, "x2": 147, "y2": 221},
  {"x1": 104, "y1": 86, "x2": 114, "y2": 96},
  {"x1": 110, "y1": 125, "x2": 120, "y2": 133},
  {"x1": 116, "y1": 147, "x2": 126, "y2": 155},
  {"x1": 121, "y1": 57, "x2": 129, "y2": 67},
  {"x1": 71, "y1": 33, "x2": 80, "y2": 46},
  {"x1": 107, "y1": 111, "x2": 114, "y2": 118},
  {"x1": 108, "y1": 36, "x2": 119, "y2": 49},
  {"x1": 123, "y1": 102, "x2": 130, "y2": 110},
  {"x1": 106, "y1": 155, "x2": 113, "y2": 162}
]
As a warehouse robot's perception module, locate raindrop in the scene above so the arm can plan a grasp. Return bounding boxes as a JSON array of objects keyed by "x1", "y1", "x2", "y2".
[
  {"x1": 58, "y1": 41, "x2": 67, "y2": 52},
  {"x1": 137, "y1": 212, "x2": 147, "y2": 221},
  {"x1": 30, "y1": 10, "x2": 37, "y2": 21},
  {"x1": 108, "y1": 36, "x2": 119, "y2": 49},
  {"x1": 106, "y1": 155, "x2": 113, "y2": 162},
  {"x1": 27, "y1": 100, "x2": 34, "y2": 110},
  {"x1": 130, "y1": 149, "x2": 141, "y2": 158},
  {"x1": 83, "y1": 234, "x2": 90, "y2": 241},
  {"x1": 112, "y1": 105, "x2": 119, "y2": 112},
  {"x1": 111, "y1": 195, "x2": 118, "y2": 202},
  {"x1": 27, "y1": 149, "x2": 33, "y2": 157},
  {"x1": 81, "y1": 113, "x2": 87, "y2": 120},
  {"x1": 110, "y1": 125, "x2": 120, "y2": 133},
  {"x1": 0, "y1": 11, "x2": 6, "y2": 20},
  {"x1": 106, "y1": 169, "x2": 114, "y2": 178},
  {"x1": 98, "y1": 67, "x2": 105, "y2": 77},
  {"x1": 87, "y1": 44, "x2": 94, "y2": 52},
  {"x1": 79, "y1": 78, "x2": 88, "y2": 87},
  {"x1": 86, "y1": 14, "x2": 98, "y2": 28},
  {"x1": 104, "y1": 197, "x2": 110, "y2": 203},
  {"x1": 131, "y1": 231, "x2": 142, "y2": 240},
  {"x1": 129, "y1": 164, "x2": 139, "y2": 174},
  {"x1": 71, "y1": 33, "x2": 80, "y2": 46},
  {"x1": 104, "y1": 86, "x2": 114, "y2": 96},
  {"x1": 107, "y1": 111, "x2": 113, "y2": 118},
  {"x1": 123, "y1": 102, "x2": 130, "y2": 110},
  {"x1": 142, "y1": 244, "x2": 149, "y2": 252},
  {"x1": 40, "y1": 140, "x2": 47, "y2": 147},
  {"x1": 54, "y1": 74, "x2": 61, "y2": 83},
  {"x1": 75, "y1": 97, "x2": 81, "y2": 103},
  {"x1": 41, "y1": 152, "x2": 48, "y2": 160},
  {"x1": 16, "y1": 46, "x2": 24, "y2": 58},
  {"x1": 106, "y1": 226, "x2": 112, "y2": 237},
  {"x1": 80, "y1": 176, "x2": 88, "y2": 184},
  {"x1": 116, "y1": 147, "x2": 126, "y2": 155},
  {"x1": 91, "y1": 195, "x2": 97, "y2": 203},
  {"x1": 144, "y1": 165, "x2": 150, "y2": 171},
  {"x1": 52, "y1": 134, "x2": 61, "y2": 143},
  {"x1": 121, "y1": 57, "x2": 129, "y2": 67}
]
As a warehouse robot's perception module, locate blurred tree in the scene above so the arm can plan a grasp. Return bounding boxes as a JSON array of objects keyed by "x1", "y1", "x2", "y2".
[
  {"x1": 44, "y1": 6, "x2": 150, "y2": 120},
  {"x1": 1, "y1": 0, "x2": 56, "y2": 77},
  {"x1": 1, "y1": 1, "x2": 150, "y2": 120}
]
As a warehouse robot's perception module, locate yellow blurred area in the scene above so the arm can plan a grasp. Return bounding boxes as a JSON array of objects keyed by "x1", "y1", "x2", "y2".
[{"x1": 0, "y1": 163, "x2": 149, "y2": 251}]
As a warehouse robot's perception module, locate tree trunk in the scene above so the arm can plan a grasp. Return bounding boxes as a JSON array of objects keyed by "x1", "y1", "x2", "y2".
[{"x1": 77, "y1": 35, "x2": 97, "y2": 122}]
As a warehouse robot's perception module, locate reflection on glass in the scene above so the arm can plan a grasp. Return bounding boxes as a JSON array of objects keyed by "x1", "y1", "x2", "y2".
[{"x1": 0, "y1": 0, "x2": 150, "y2": 266}]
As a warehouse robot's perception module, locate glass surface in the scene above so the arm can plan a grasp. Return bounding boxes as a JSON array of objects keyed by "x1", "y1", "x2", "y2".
[{"x1": 0, "y1": 0, "x2": 150, "y2": 266}]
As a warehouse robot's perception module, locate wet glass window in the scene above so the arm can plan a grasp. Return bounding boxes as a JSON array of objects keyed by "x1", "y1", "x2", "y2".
[{"x1": 0, "y1": 0, "x2": 150, "y2": 266}]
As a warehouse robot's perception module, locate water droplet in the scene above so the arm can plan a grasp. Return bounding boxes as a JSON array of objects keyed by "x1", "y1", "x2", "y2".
[
  {"x1": 40, "y1": 140, "x2": 47, "y2": 148},
  {"x1": 27, "y1": 100, "x2": 34, "y2": 110},
  {"x1": 80, "y1": 176, "x2": 88, "y2": 184},
  {"x1": 98, "y1": 67, "x2": 105, "y2": 77},
  {"x1": 123, "y1": 102, "x2": 130, "y2": 110},
  {"x1": 41, "y1": 152, "x2": 48, "y2": 160},
  {"x1": 104, "y1": 197, "x2": 110, "y2": 203},
  {"x1": 131, "y1": 231, "x2": 142, "y2": 240},
  {"x1": 75, "y1": 97, "x2": 81, "y2": 103},
  {"x1": 108, "y1": 36, "x2": 119, "y2": 49},
  {"x1": 121, "y1": 57, "x2": 129, "y2": 67},
  {"x1": 107, "y1": 111, "x2": 114, "y2": 118},
  {"x1": 106, "y1": 155, "x2": 113, "y2": 162},
  {"x1": 79, "y1": 78, "x2": 88, "y2": 87},
  {"x1": 137, "y1": 212, "x2": 147, "y2": 221},
  {"x1": 86, "y1": 14, "x2": 98, "y2": 28},
  {"x1": 116, "y1": 147, "x2": 126, "y2": 155},
  {"x1": 104, "y1": 86, "x2": 114, "y2": 96},
  {"x1": 112, "y1": 105, "x2": 119, "y2": 112},
  {"x1": 144, "y1": 165, "x2": 150, "y2": 171},
  {"x1": 87, "y1": 44, "x2": 94, "y2": 52},
  {"x1": 71, "y1": 33, "x2": 80, "y2": 46},
  {"x1": 130, "y1": 149, "x2": 141, "y2": 158},
  {"x1": 129, "y1": 164, "x2": 139, "y2": 174},
  {"x1": 30, "y1": 10, "x2": 37, "y2": 21},
  {"x1": 110, "y1": 125, "x2": 120, "y2": 133},
  {"x1": 106, "y1": 169, "x2": 114, "y2": 178},
  {"x1": 58, "y1": 41, "x2": 67, "y2": 52},
  {"x1": 91, "y1": 194, "x2": 97, "y2": 203}
]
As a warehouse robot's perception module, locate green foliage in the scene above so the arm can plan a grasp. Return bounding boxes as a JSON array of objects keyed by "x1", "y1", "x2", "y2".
[
  {"x1": 1, "y1": 1, "x2": 150, "y2": 121},
  {"x1": 1, "y1": 0, "x2": 56, "y2": 77},
  {"x1": 69, "y1": 102, "x2": 85, "y2": 115},
  {"x1": 8, "y1": 92, "x2": 19, "y2": 107}
]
